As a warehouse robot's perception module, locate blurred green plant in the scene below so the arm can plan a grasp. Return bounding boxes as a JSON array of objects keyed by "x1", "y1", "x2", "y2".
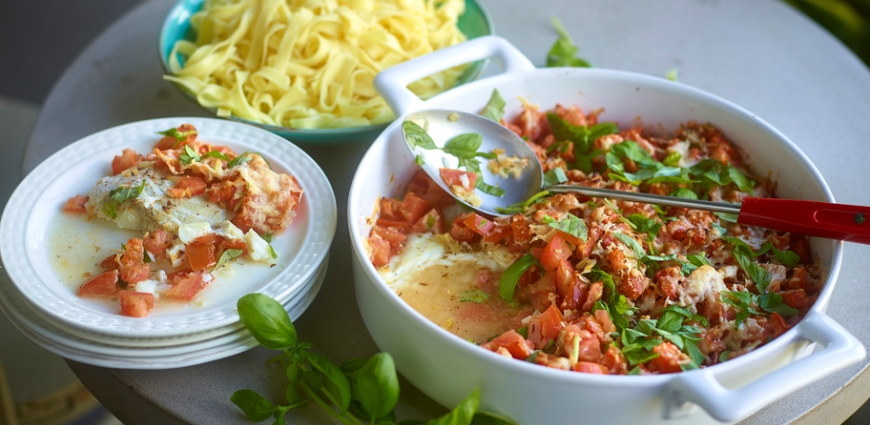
[{"x1": 785, "y1": 0, "x2": 870, "y2": 66}]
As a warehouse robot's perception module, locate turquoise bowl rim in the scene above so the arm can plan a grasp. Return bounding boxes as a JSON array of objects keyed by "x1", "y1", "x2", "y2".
[{"x1": 158, "y1": 0, "x2": 494, "y2": 143}]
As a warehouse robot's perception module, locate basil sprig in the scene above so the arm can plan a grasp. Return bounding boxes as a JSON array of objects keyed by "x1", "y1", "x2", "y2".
[
  {"x1": 620, "y1": 305, "x2": 706, "y2": 370},
  {"x1": 481, "y1": 89, "x2": 506, "y2": 122},
  {"x1": 231, "y1": 294, "x2": 516, "y2": 425},
  {"x1": 546, "y1": 16, "x2": 591, "y2": 68}
]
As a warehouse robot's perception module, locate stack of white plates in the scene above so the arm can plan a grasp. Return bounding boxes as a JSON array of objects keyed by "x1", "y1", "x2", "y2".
[{"x1": 0, "y1": 118, "x2": 336, "y2": 369}]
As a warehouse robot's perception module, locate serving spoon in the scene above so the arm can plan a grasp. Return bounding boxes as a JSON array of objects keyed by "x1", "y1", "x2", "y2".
[{"x1": 401, "y1": 109, "x2": 870, "y2": 245}]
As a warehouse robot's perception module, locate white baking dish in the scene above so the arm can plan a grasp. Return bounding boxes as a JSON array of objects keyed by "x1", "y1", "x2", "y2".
[{"x1": 347, "y1": 36, "x2": 864, "y2": 424}]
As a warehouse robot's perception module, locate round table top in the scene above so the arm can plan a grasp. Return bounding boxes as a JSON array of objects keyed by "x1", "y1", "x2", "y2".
[{"x1": 21, "y1": 0, "x2": 870, "y2": 423}]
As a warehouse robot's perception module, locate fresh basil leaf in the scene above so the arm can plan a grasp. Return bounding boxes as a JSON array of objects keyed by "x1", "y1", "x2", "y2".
[
  {"x1": 499, "y1": 254, "x2": 539, "y2": 301},
  {"x1": 203, "y1": 150, "x2": 230, "y2": 161},
  {"x1": 415, "y1": 155, "x2": 425, "y2": 166},
  {"x1": 714, "y1": 212, "x2": 739, "y2": 223},
  {"x1": 670, "y1": 188, "x2": 698, "y2": 200},
  {"x1": 542, "y1": 213, "x2": 588, "y2": 242},
  {"x1": 228, "y1": 151, "x2": 253, "y2": 168},
  {"x1": 757, "y1": 292, "x2": 799, "y2": 316},
  {"x1": 662, "y1": 151, "x2": 682, "y2": 167},
  {"x1": 427, "y1": 387, "x2": 480, "y2": 425},
  {"x1": 339, "y1": 357, "x2": 369, "y2": 376},
  {"x1": 546, "y1": 16, "x2": 591, "y2": 68},
  {"x1": 102, "y1": 201, "x2": 117, "y2": 219},
  {"x1": 475, "y1": 179, "x2": 506, "y2": 197},
  {"x1": 657, "y1": 311, "x2": 684, "y2": 333},
  {"x1": 470, "y1": 411, "x2": 519, "y2": 425},
  {"x1": 306, "y1": 352, "x2": 352, "y2": 412},
  {"x1": 654, "y1": 328, "x2": 684, "y2": 349},
  {"x1": 215, "y1": 248, "x2": 243, "y2": 270},
  {"x1": 636, "y1": 319, "x2": 658, "y2": 336},
  {"x1": 355, "y1": 353, "x2": 399, "y2": 419},
  {"x1": 237, "y1": 293, "x2": 297, "y2": 350},
  {"x1": 625, "y1": 214, "x2": 661, "y2": 235},
  {"x1": 402, "y1": 121, "x2": 437, "y2": 150},
  {"x1": 682, "y1": 340, "x2": 704, "y2": 370},
  {"x1": 758, "y1": 242, "x2": 800, "y2": 267},
  {"x1": 609, "y1": 141, "x2": 657, "y2": 167},
  {"x1": 621, "y1": 344, "x2": 660, "y2": 366},
  {"x1": 481, "y1": 89, "x2": 506, "y2": 122},
  {"x1": 179, "y1": 144, "x2": 201, "y2": 165},
  {"x1": 612, "y1": 232, "x2": 645, "y2": 259},
  {"x1": 285, "y1": 382, "x2": 307, "y2": 406},
  {"x1": 543, "y1": 168, "x2": 568, "y2": 186},
  {"x1": 727, "y1": 166, "x2": 755, "y2": 192},
  {"x1": 109, "y1": 181, "x2": 146, "y2": 203},
  {"x1": 724, "y1": 236, "x2": 771, "y2": 289},
  {"x1": 665, "y1": 68, "x2": 679, "y2": 82},
  {"x1": 230, "y1": 389, "x2": 275, "y2": 422},
  {"x1": 711, "y1": 222, "x2": 728, "y2": 235},
  {"x1": 459, "y1": 289, "x2": 490, "y2": 303},
  {"x1": 720, "y1": 291, "x2": 761, "y2": 325},
  {"x1": 443, "y1": 133, "x2": 483, "y2": 159},
  {"x1": 719, "y1": 351, "x2": 731, "y2": 363},
  {"x1": 158, "y1": 127, "x2": 197, "y2": 142}
]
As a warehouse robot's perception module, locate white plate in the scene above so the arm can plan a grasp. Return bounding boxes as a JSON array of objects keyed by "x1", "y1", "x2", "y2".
[
  {"x1": 0, "y1": 118, "x2": 336, "y2": 338},
  {"x1": 27, "y1": 255, "x2": 328, "y2": 348},
  {"x1": 0, "y1": 253, "x2": 327, "y2": 368}
]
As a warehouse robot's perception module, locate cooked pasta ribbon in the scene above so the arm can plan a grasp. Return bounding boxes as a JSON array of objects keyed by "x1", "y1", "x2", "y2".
[{"x1": 165, "y1": 0, "x2": 469, "y2": 129}]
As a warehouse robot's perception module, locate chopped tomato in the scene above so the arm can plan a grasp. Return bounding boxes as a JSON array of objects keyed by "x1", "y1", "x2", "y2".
[
  {"x1": 111, "y1": 148, "x2": 141, "y2": 175},
  {"x1": 410, "y1": 208, "x2": 444, "y2": 234},
  {"x1": 78, "y1": 270, "x2": 119, "y2": 297},
  {"x1": 483, "y1": 225, "x2": 511, "y2": 244},
  {"x1": 100, "y1": 254, "x2": 119, "y2": 270},
  {"x1": 449, "y1": 212, "x2": 476, "y2": 242},
  {"x1": 463, "y1": 213, "x2": 495, "y2": 237},
  {"x1": 539, "y1": 305, "x2": 564, "y2": 341},
  {"x1": 186, "y1": 241, "x2": 217, "y2": 271},
  {"x1": 379, "y1": 198, "x2": 403, "y2": 221},
  {"x1": 368, "y1": 233, "x2": 392, "y2": 267},
  {"x1": 486, "y1": 330, "x2": 532, "y2": 359},
  {"x1": 648, "y1": 342, "x2": 687, "y2": 374},
  {"x1": 143, "y1": 230, "x2": 173, "y2": 259},
  {"x1": 540, "y1": 233, "x2": 572, "y2": 271},
  {"x1": 168, "y1": 176, "x2": 207, "y2": 198},
  {"x1": 510, "y1": 214, "x2": 532, "y2": 244},
  {"x1": 439, "y1": 168, "x2": 477, "y2": 191},
  {"x1": 399, "y1": 192, "x2": 429, "y2": 223},
  {"x1": 780, "y1": 289, "x2": 810, "y2": 309},
  {"x1": 582, "y1": 282, "x2": 603, "y2": 311},
  {"x1": 406, "y1": 170, "x2": 454, "y2": 208},
  {"x1": 62, "y1": 195, "x2": 89, "y2": 214},
  {"x1": 572, "y1": 362, "x2": 608, "y2": 374},
  {"x1": 165, "y1": 271, "x2": 205, "y2": 301},
  {"x1": 376, "y1": 218, "x2": 410, "y2": 231},
  {"x1": 119, "y1": 238, "x2": 150, "y2": 283},
  {"x1": 766, "y1": 312, "x2": 792, "y2": 340},
  {"x1": 372, "y1": 225, "x2": 407, "y2": 251},
  {"x1": 119, "y1": 291, "x2": 155, "y2": 318},
  {"x1": 219, "y1": 239, "x2": 247, "y2": 256},
  {"x1": 601, "y1": 345, "x2": 628, "y2": 374}
]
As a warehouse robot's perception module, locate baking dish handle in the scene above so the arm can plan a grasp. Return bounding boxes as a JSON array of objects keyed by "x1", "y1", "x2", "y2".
[
  {"x1": 374, "y1": 35, "x2": 535, "y2": 117},
  {"x1": 666, "y1": 311, "x2": 865, "y2": 422}
]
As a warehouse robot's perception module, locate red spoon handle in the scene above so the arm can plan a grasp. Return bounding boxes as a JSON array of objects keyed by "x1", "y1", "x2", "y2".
[{"x1": 738, "y1": 197, "x2": 870, "y2": 244}]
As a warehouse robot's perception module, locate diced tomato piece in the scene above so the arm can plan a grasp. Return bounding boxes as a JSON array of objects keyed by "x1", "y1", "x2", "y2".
[
  {"x1": 410, "y1": 208, "x2": 445, "y2": 234},
  {"x1": 62, "y1": 195, "x2": 89, "y2": 214},
  {"x1": 582, "y1": 282, "x2": 603, "y2": 311},
  {"x1": 439, "y1": 168, "x2": 477, "y2": 191},
  {"x1": 111, "y1": 148, "x2": 141, "y2": 175},
  {"x1": 186, "y1": 241, "x2": 217, "y2": 271},
  {"x1": 219, "y1": 239, "x2": 248, "y2": 255},
  {"x1": 376, "y1": 218, "x2": 410, "y2": 231},
  {"x1": 207, "y1": 181, "x2": 238, "y2": 204},
  {"x1": 510, "y1": 214, "x2": 532, "y2": 244},
  {"x1": 450, "y1": 212, "x2": 476, "y2": 242},
  {"x1": 406, "y1": 170, "x2": 454, "y2": 208},
  {"x1": 601, "y1": 345, "x2": 628, "y2": 374},
  {"x1": 463, "y1": 213, "x2": 495, "y2": 236},
  {"x1": 483, "y1": 225, "x2": 511, "y2": 243},
  {"x1": 573, "y1": 362, "x2": 608, "y2": 374},
  {"x1": 165, "y1": 271, "x2": 205, "y2": 301},
  {"x1": 78, "y1": 270, "x2": 119, "y2": 297},
  {"x1": 519, "y1": 271, "x2": 556, "y2": 312},
  {"x1": 766, "y1": 312, "x2": 792, "y2": 340},
  {"x1": 372, "y1": 225, "x2": 407, "y2": 252},
  {"x1": 379, "y1": 198, "x2": 403, "y2": 221},
  {"x1": 648, "y1": 342, "x2": 687, "y2": 374},
  {"x1": 143, "y1": 230, "x2": 173, "y2": 259},
  {"x1": 787, "y1": 267, "x2": 808, "y2": 291},
  {"x1": 168, "y1": 176, "x2": 207, "y2": 198},
  {"x1": 119, "y1": 238, "x2": 150, "y2": 283},
  {"x1": 100, "y1": 254, "x2": 119, "y2": 270},
  {"x1": 780, "y1": 289, "x2": 810, "y2": 309},
  {"x1": 539, "y1": 305, "x2": 564, "y2": 341},
  {"x1": 119, "y1": 291, "x2": 155, "y2": 318},
  {"x1": 540, "y1": 233, "x2": 572, "y2": 271},
  {"x1": 487, "y1": 330, "x2": 532, "y2": 359},
  {"x1": 399, "y1": 192, "x2": 429, "y2": 223},
  {"x1": 155, "y1": 124, "x2": 197, "y2": 150},
  {"x1": 369, "y1": 233, "x2": 392, "y2": 267}
]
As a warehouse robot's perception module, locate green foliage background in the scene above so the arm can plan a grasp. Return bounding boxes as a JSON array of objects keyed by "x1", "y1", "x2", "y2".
[{"x1": 785, "y1": 0, "x2": 870, "y2": 66}]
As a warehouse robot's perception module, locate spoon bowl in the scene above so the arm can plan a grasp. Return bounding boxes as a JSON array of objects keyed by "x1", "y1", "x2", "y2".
[{"x1": 401, "y1": 109, "x2": 542, "y2": 216}]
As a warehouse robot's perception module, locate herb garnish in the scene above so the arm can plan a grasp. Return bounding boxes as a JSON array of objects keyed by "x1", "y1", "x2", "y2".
[
  {"x1": 228, "y1": 151, "x2": 254, "y2": 168},
  {"x1": 231, "y1": 294, "x2": 515, "y2": 425},
  {"x1": 215, "y1": 249, "x2": 243, "y2": 270},
  {"x1": 545, "y1": 16, "x2": 591, "y2": 68},
  {"x1": 102, "y1": 181, "x2": 146, "y2": 219},
  {"x1": 179, "y1": 145, "x2": 201, "y2": 165},
  {"x1": 499, "y1": 254, "x2": 540, "y2": 301},
  {"x1": 459, "y1": 289, "x2": 490, "y2": 303},
  {"x1": 158, "y1": 127, "x2": 197, "y2": 142},
  {"x1": 542, "y1": 213, "x2": 588, "y2": 242},
  {"x1": 481, "y1": 89, "x2": 506, "y2": 122},
  {"x1": 262, "y1": 233, "x2": 278, "y2": 259}
]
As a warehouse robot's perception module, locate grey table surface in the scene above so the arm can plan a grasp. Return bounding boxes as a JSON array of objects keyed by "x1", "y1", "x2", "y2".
[{"x1": 16, "y1": 0, "x2": 870, "y2": 423}]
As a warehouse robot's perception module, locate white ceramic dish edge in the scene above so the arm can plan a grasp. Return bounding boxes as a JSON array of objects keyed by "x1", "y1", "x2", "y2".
[{"x1": 348, "y1": 36, "x2": 865, "y2": 424}]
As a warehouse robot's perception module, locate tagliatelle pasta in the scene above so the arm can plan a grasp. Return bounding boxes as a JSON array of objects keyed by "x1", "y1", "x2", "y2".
[{"x1": 164, "y1": 0, "x2": 469, "y2": 129}]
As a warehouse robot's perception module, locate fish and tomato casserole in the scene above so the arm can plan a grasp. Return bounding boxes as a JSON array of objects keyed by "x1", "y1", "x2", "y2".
[{"x1": 366, "y1": 94, "x2": 819, "y2": 375}]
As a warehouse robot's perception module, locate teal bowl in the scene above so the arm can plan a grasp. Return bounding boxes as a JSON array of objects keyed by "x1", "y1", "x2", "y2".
[{"x1": 158, "y1": 0, "x2": 493, "y2": 144}]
